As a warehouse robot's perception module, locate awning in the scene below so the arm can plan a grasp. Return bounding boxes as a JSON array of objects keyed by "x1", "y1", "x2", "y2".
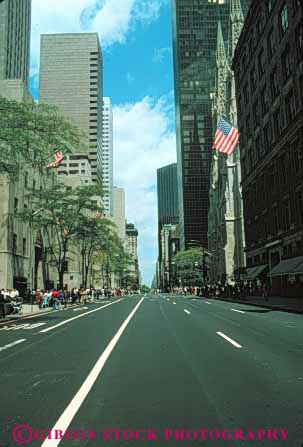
[
  {"x1": 240, "y1": 264, "x2": 268, "y2": 281},
  {"x1": 268, "y1": 256, "x2": 303, "y2": 277}
]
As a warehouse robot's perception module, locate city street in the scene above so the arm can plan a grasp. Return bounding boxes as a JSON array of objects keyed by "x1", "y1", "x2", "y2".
[{"x1": 0, "y1": 294, "x2": 302, "y2": 446}]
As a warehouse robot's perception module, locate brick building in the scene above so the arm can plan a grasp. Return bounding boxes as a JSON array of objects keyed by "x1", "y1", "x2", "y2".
[{"x1": 233, "y1": 0, "x2": 303, "y2": 296}]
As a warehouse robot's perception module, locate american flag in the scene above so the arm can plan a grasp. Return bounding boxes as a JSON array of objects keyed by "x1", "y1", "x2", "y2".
[
  {"x1": 46, "y1": 151, "x2": 65, "y2": 169},
  {"x1": 213, "y1": 117, "x2": 239, "y2": 156}
]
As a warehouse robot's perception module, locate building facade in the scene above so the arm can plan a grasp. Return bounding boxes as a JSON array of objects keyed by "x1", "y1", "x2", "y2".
[
  {"x1": 207, "y1": 0, "x2": 248, "y2": 285},
  {"x1": 102, "y1": 97, "x2": 114, "y2": 215},
  {"x1": 172, "y1": 0, "x2": 250, "y2": 250},
  {"x1": 125, "y1": 223, "x2": 140, "y2": 289},
  {"x1": 157, "y1": 163, "x2": 179, "y2": 250},
  {"x1": 39, "y1": 33, "x2": 103, "y2": 187},
  {"x1": 233, "y1": 0, "x2": 303, "y2": 296},
  {"x1": 112, "y1": 186, "x2": 126, "y2": 242},
  {"x1": 0, "y1": 0, "x2": 31, "y2": 86},
  {"x1": 160, "y1": 224, "x2": 180, "y2": 291}
]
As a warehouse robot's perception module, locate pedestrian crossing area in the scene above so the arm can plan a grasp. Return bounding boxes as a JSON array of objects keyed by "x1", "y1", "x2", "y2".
[{"x1": 0, "y1": 322, "x2": 46, "y2": 331}]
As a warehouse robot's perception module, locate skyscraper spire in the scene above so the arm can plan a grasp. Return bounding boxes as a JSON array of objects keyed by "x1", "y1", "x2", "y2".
[
  {"x1": 230, "y1": 0, "x2": 245, "y2": 56},
  {"x1": 216, "y1": 21, "x2": 227, "y2": 69}
]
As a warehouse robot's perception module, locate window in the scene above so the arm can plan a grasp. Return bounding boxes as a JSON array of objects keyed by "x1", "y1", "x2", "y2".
[
  {"x1": 273, "y1": 108, "x2": 282, "y2": 138},
  {"x1": 258, "y1": 49, "x2": 265, "y2": 78},
  {"x1": 63, "y1": 261, "x2": 68, "y2": 273},
  {"x1": 256, "y1": 135, "x2": 262, "y2": 160},
  {"x1": 253, "y1": 101, "x2": 259, "y2": 128},
  {"x1": 282, "y1": 199, "x2": 291, "y2": 230},
  {"x1": 250, "y1": 68, "x2": 257, "y2": 93},
  {"x1": 285, "y1": 89, "x2": 296, "y2": 122},
  {"x1": 263, "y1": 121, "x2": 272, "y2": 152},
  {"x1": 22, "y1": 238, "x2": 26, "y2": 256},
  {"x1": 268, "y1": 28, "x2": 275, "y2": 58},
  {"x1": 261, "y1": 86, "x2": 268, "y2": 115},
  {"x1": 14, "y1": 198, "x2": 18, "y2": 210},
  {"x1": 280, "y1": 4, "x2": 289, "y2": 34},
  {"x1": 12, "y1": 234, "x2": 17, "y2": 254},
  {"x1": 24, "y1": 172, "x2": 28, "y2": 188},
  {"x1": 282, "y1": 45, "x2": 291, "y2": 80},
  {"x1": 296, "y1": 24, "x2": 303, "y2": 61},
  {"x1": 270, "y1": 68, "x2": 279, "y2": 99}
]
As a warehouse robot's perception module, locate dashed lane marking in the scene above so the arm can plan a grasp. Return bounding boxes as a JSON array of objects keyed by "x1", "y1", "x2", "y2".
[
  {"x1": 231, "y1": 309, "x2": 245, "y2": 314},
  {"x1": 0, "y1": 339, "x2": 27, "y2": 352},
  {"x1": 216, "y1": 331, "x2": 242, "y2": 349},
  {"x1": 184, "y1": 309, "x2": 191, "y2": 315}
]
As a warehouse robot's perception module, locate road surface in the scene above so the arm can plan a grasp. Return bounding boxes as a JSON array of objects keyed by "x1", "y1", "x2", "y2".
[{"x1": 0, "y1": 294, "x2": 302, "y2": 446}]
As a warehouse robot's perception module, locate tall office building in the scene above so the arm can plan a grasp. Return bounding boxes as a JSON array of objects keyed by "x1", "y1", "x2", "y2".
[
  {"x1": 102, "y1": 97, "x2": 114, "y2": 215},
  {"x1": 112, "y1": 186, "x2": 126, "y2": 242},
  {"x1": 0, "y1": 0, "x2": 31, "y2": 86},
  {"x1": 172, "y1": 0, "x2": 250, "y2": 250},
  {"x1": 39, "y1": 33, "x2": 103, "y2": 186},
  {"x1": 157, "y1": 163, "x2": 179, "y2": 256}
]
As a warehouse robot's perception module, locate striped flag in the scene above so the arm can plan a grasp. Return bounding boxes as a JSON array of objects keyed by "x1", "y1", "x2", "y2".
[
  {"x1": 46, "y1": 151, "x2": 64, "y2": 169},
  {"x1": 213, "y1": 117, "x2": 239, "y2": 155}
]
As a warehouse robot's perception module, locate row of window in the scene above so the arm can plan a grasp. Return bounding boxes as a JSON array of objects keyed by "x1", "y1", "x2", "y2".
[{"x1": 245, "y1": 191, "x2": 303, "y2": 245}]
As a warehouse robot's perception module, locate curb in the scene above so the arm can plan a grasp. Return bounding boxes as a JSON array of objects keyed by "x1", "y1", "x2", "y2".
[
  {"x1": 0, "y1": 303, "x2": 82, "y2": 326},
  {"x1": 211, "y1": 296, "x2": 303, "y2": 315}
]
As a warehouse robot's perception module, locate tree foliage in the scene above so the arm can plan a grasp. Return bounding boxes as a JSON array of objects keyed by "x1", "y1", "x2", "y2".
[
  {"x1": 173, "y1": 248, "x2": 207, "y2": 285},
  {"x1": 0, "y1": 96, "x2": 82, "y2": 176}
]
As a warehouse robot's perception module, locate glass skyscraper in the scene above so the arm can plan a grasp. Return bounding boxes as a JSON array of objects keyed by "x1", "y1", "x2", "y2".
[{"x1": 172, "y1": 0, "x2": 250, "y2": 250}]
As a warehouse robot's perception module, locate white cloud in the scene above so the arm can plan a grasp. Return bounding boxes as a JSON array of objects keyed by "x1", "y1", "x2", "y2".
[
  {"x1": 113, "y1": 96, "x2": 176, "y2": 284},
  {"x1": 30, "y1": 0, "x2": 167, "y2": 74}
]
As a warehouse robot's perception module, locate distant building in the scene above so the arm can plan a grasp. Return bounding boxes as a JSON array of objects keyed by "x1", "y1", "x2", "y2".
[
  {"x1": 157, "y1": 163, "x2": 179, "y2": 254},
  {"x1": 171, "y1": 0, "x2": 250, "y2": 250},
  {"x1": 102, "y1": 98, "x2": 114, "y2": 215},
  {"x1": 112, "y1": 187, "x2": 126, "y2": 242},
  {"x1": 39, "y1": 33, "x2": 103, "y2": 187},
  {"x1": 160, "y1": 224, "x2": 179, "y2": 291},
  {"x1": 232, "y1": 0, "x2": 303, "y2": 296},
  {"x1": 0, "y1": 0, "x2": 31, "y2": 86},
  {"x1": 126, "y1": 223, "x2": 140, "y2": 289}
]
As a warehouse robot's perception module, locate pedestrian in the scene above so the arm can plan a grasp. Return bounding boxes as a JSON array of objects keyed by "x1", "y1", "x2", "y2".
[{"x1": 51, "y1": 289, "x2": 59, "y2": 310}]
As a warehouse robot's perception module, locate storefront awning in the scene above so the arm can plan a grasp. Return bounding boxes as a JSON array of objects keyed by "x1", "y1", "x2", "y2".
[
  {"x1": 268, "y1": 256, "x2": 303, "y2": 277},
  {"x1": 240, "y1": 264, "x2": 268, "y2": 281}
]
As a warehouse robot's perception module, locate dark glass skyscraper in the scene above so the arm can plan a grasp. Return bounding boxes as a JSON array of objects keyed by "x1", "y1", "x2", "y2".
[
  {"x1": 157, "y1": 163, "x2": 179, "y2": 258},
  {"x1": 172, "y1": 0, "x2": 250, "y2": 250}
]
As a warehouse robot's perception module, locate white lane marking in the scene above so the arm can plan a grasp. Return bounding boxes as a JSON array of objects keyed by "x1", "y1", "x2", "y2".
[
  {"x1": 184, "y1": 309, "x2": 191, "y2": 315},
  {"x1": 205, "y1": 301, "x2": 212, "y2": 305},
  {"x1": 173, "y1": 302, "x2": 176, "y2": 305},
  {"x1": 231, "y1": 308, "x2": 245, "y2": 314},
  {"x1": 0, "y1": 339, "x2": 27, "y2": 352},
  {"x1": 0, "y1": 322, "x2": 46, "y2": 331},
  {"x1": 216, "y1": 331, "x2": 242, "y2": 349},
  {"x1": 40, "y1": 299, "x2": 124, "y2": 333},
  {"x1": 40, "y1": 297, "x2": 144, "y2": 447},
  {"x1": 73, "y1": 307, "x2": 88, "y2": 312}
]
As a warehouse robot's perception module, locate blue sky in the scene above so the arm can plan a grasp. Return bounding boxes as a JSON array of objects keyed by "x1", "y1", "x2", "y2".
[{"x1": 29, "y1": 0, "x2": 177, "y2": 286}]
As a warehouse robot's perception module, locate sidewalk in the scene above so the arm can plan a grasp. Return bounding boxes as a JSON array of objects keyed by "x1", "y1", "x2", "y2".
[{"x1": 212, "y1": 295, "x2": 303, "y2": 314}]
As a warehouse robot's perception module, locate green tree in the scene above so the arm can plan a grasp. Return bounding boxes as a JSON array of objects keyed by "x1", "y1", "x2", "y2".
[
  {"x1": 18, "y1": 184, "x2": 103, "y2": 288},
  {"x1": 173, "y1": 248, "x2": 207, "y2": 286},
  {"x1": 0, "y1": 97, "x2": 81, "y2": 176}
]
